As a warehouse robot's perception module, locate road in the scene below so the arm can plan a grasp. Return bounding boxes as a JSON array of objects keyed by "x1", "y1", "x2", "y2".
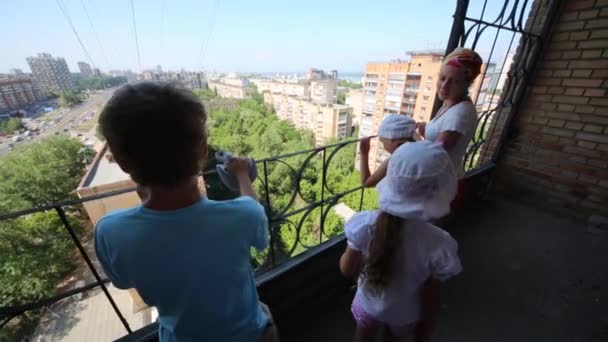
[{"x1": 0, "y1": 90, "x2": 113, "y2": 157}]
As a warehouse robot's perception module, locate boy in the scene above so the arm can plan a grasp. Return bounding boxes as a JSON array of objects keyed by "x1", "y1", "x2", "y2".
[
  {"x1": 94, "y1": 82, "x2": 277, "y2": 341},
  {"x1": 359, "y1": 114, "x2": 416, "y2": 187}
]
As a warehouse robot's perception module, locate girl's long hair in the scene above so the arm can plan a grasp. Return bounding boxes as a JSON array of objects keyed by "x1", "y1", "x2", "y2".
[{"x1": 361, "y1": 211, "x2": 402, "y2": 292}]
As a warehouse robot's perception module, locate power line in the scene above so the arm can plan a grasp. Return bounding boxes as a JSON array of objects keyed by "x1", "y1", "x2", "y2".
[
  {"x1": 130, "y1": 0, "x2": 141, "y2": 69},
  {"x1": 55, "y1": 0, "x2": 96, "y2": 69},
  {"x1": 198, "y1": 0, "x2": 220, "y2": 69},
  {"x1": 79, "y1": 0, "x2": 110, "y2": 69}
]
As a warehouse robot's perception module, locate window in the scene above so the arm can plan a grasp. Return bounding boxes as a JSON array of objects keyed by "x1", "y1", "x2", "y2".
[
  {"x1": 427, "y1": 76, "x2": 433, "y2": 81},
  {"x1": 421, "y1": 106, "x2": 426, "y2": 112},
  {"x1": 425, "y1": 87, "x2": 431, "y2": 92}
]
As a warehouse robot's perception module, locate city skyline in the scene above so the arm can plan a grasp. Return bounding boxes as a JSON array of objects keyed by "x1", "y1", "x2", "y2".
[{"x1": 2, "y1": 1, "x2": 524, "y2": 73}]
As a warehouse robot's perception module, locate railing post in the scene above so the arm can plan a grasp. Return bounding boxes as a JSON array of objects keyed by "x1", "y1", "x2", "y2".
[
  {"x1": 54, "y1": 206, "x2": 132, "y2": 334},
  {"x1": 262, "y1": 161, "x2": 275, "y2": 267},
  {"x1": 320, "y1": 148, "x2": 326, "y2": 244}
]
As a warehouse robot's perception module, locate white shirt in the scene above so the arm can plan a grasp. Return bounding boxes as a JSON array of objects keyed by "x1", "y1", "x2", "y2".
[
  {"x1": 345, "y1": 210, "x2": 462, "y2": 326},
  {"x1": 425, "y1": 101, "x2": 478, "y2": 179}
]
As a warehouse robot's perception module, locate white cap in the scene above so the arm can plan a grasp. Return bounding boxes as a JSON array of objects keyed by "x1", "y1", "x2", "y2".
[
  {"x1": 378, "y1": 114, "x2": 416, "y2": 140},
  {"x1": 376, "y1": 141, "x2": 457, "y2": 220}
]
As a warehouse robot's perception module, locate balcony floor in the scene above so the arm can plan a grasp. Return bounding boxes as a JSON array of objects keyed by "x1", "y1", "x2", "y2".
[{"x1": 285, "y1": 196, "x2": 608, "y2": 342}]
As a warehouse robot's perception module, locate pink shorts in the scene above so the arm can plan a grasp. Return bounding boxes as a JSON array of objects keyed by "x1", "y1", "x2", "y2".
[{"x1": 351, "y1": 297, "x2": 416, "y2": 337}]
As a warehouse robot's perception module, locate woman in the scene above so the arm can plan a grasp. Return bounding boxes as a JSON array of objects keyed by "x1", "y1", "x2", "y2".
[{"x1": 417, "y1": 47, "x2": 482, "y2": 207}]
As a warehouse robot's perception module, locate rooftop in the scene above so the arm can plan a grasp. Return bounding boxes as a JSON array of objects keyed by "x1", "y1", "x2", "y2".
[{"x1": 80, "y1": 144, "x2": 131, "y2": 188}]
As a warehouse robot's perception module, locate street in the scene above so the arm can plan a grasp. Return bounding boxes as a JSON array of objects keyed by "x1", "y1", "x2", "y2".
[{"x1": 0, "y1": 90, "x2": 113, "y2": 157}]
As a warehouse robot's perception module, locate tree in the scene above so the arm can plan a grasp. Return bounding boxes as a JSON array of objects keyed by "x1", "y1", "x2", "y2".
[
  {"x1": 337, "y1": 92, "x2": 346, "y2": 105},
  {"x1": 76, "y1": 76, "x2": 128, "y2": 91},
  {"x1": 194, "y1": 88, "x2": 217, "y2": 101},
  {"x1": 0, "y1": 136, "x2": 95, "y2": 209},
  {"x1": 58, "y1": 91, "x2": 83, "y2": 108},
  {"x1": 338, "y1": 80, "x2": 362, "y2": 89},
  {"x1": 0, "y1": 118, "x2": 24, "y2": 135}
]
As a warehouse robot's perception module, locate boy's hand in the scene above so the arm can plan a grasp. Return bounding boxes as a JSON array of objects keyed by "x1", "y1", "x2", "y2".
[
  {"x1": 359, "y1": 137, "x2": 371, "y2": 155},
  {"x1": 226, "y1": 158, "x2": 250, "y2": 177}
]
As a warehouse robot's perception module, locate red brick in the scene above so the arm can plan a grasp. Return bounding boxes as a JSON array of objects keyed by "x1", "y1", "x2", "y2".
[
  {"x1": 552, "y1": 31, "x2": 570, "y2": 42},
  {"x1": 591, "y1": 69, "x2": 608, "y2": 78},
  {"x1": 586, "y1": 18, "x2": 608, "y2": 29},
  {"x1": 562, "y1": 78, "x2": 604, "y2": 87},
  {"x1": 581, "y1": 50, "x2": 603, "y2": 59},
  {"x1": 562, "y1": 50, "x2": 582, "y2": 59},
  {"x1": 579, "y1": 40, "x2": 608, "y2": 48},
  {"x1": 600, "y1": 0, "x2": 608, "y2": 7},
  {"x1": 547, "y1": 111, "x2": 579, "y2": 120},
  {"x1": 566, "y1": 0, "x2": 595, "y2": 10},
  {"x1": 552, "y1": 95, "x2": 590, "y2": 105},
  {"x1": 577, "y1": 140, "x2": 596, "y2": 149},
  {"x1": 544, "y1": 60, "x2": 570, "y2": 69},
  {"x1": 580, "y1": 114, "x2": 608, "y2": 125},
  {"x1": 579, "y1": 9, "x2": 600, "y2": 19},
  {"x1": 577, "y1": 132, "x2": 608, "y2": 144},
  {"x1": 581, "y1": 200, "x2": 607, "y2": 212},
  {"x1": 559, "y1": 137, "x2": 577, "y2": 145},
  {"x1": 575, "y1": 105, "x2": 597, "y2": 114},
  {"x1": 541, "y1": 103, "x2": 558, "y2": 111},
  {"x1": 590, "y1": 98, "x2": 608, "y2": 106},
  {"x1": 566, "y1": 122, "x2": 584, "y2": 130},
  {"x1": 557, "y1": 104, "x2": 575, "y2": 112},
  {"x1": 568, "y1": 155, "x2": 587, "y2": 164},
  {"x1": 549, "y1": 119, "x2": 566, "y2": 127},
  {"x1": 602, "y1": 8, "x2": 608, "y2": 17},
  {"x1": 569, "y1": 30, "x2": 590, "y2": 40},
  {"x1": 537, "y1": 78, "x2": 562, "y2": 86},
  {"x1": 590, "y1": 29, "x2": 608, "y2": 38},
  {"x1": 543, "y1": 126, "x2": 576, "y2": 137},
  {"x1": 599, "y1": 144, "x2": 608, "y2": 152},
  {"x1": 562, "y1": 11, "x2": 580, "y2": 21},
  {"x1": 533, "y1": 117, "x2": 549, "y2": 125},
  {"x1": 564, "y1": 88, "x2": 585, "y2": 96},
  {"x1": 559, "y1": 20, "x2": 586, "y2": 31},
  {"x1": 548, "y1": 86, "x2": 565, "y2": 95},
  {"x1": 569, "y1": 59, "x2": 608, "y2": 69},
  {"x1": 553, "y1": 69, "x2": 572, "y2": 78},
  {"x1": 544, "y1": 51, "x2": 563, "y2": 60},
  {"x1": 583, "y1": 124, "x2": 604, "y2": 133},
  {"x1": 538, "y1": 69, "x2": 554, "y2": 78},
  {"x1": 565, "y1": 146, "x2": 602, "y2": 158},
  {"x1": 532, "y1": 86, "x2": 548, "y2": 94},
  {"x1": 589, "y1": 159, "x2": 608, "y2": 168},
  {"x1": 572, "y1": 70, "x2": 593, "y2": 77},
  {"x1": 584, "y1": 88, "x2": 606, "y2": 97},
  {"x1": 550, "y1": 41, "x2": 578, "y2": 50}
]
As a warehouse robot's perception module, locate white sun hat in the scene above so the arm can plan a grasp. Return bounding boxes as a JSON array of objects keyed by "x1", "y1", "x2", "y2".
[
  {"x1": 376, "y1": 140, "x2": 457, "y2": 220},
  {"x1": 378, "y1": 114, "x2": 416, "y2": 140}
]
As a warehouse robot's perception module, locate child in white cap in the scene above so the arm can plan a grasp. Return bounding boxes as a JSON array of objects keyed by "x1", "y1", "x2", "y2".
[
  {"x1": 341, "y1": 140, "x2": 462, "y2": 342},
  {"x1": 360, "y1": 114, "x2": 416, "y2": 187}
]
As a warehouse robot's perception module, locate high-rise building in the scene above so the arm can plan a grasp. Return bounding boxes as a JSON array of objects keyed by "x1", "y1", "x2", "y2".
[
  {"x1": 345, "y1": 88, "x2": 363, "y2": 125},
  {"x1": 26, "y1": 53, "x2": 74, "y2": 93},
  {"x1": 139, "y1": 70, "x2": 208, "y2": 90},
  {"x1": 250, "y1": 79, "x2": 310, "y2": 99},
  {"x1": 263, "y1": 92, "x2": 353, "y2": 146},
  {"x1": 0, "y1": 75, "x2": 45, "y2": 112},
  {"x1": 358, "y1": 50, "x2": 488, "y2": 171},
  {"x1": 78, "y1": 61, "x2": 94, "y2": 78},
  {"x1": 310, "y1": 79, "x2": 338, "y2": 105}
]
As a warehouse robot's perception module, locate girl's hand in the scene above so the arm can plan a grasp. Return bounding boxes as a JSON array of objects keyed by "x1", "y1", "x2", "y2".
[
  {"x1": 359, "y1": 137, "x2": 371, "y2": 155},
  {"x1": 416, "y1": 122, "x2": 427, "y2": 138}
]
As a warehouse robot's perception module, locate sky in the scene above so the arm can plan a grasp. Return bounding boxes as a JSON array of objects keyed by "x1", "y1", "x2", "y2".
[{"x1": 1, "y1": 0, "x2": 530, "y2": 74}]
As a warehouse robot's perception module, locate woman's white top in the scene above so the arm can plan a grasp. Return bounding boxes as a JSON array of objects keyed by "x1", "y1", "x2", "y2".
[{"x1": 425, "y1": 101, "x2": 478, "y2": 179}]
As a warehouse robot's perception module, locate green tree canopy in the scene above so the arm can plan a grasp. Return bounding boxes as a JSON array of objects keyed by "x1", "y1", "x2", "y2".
[
  {"x1": 0, "y1": 118, "x2": 25, "y2": 135},
  {"x1": 58, "y1": 91, "x2": 83, "y2": 108},
  {"x1": 76, "y1": 76, "x2": 128, "y2": 91}
]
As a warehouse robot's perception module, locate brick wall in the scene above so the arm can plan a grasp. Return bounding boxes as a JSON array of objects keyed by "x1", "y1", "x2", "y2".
[{"x1": 495, "y1": 0, "x2": 608, "y2": 218}]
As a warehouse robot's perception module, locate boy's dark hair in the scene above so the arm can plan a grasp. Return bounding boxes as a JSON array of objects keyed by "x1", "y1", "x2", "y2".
[{"x1": 99, "y1": 82, "x2": 207, "y2": 186}]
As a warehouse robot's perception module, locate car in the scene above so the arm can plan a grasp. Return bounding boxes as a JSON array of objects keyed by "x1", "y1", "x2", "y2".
[{"x1": 54, "y1": 132, "x2": 60, "y2": 135}]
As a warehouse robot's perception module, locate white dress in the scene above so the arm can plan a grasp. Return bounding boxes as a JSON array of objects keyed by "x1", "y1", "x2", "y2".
[
  {"x1": 425, "y1": 101, "x2": 478, "y2": 179},
  {"x1": 344, "y1": 210, "x2": 462, "y2": 327}
]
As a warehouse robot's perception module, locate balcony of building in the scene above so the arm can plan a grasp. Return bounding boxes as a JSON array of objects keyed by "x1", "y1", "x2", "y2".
[{"x1": 2, "y1": 0, "x2": 608, "y2": 341}]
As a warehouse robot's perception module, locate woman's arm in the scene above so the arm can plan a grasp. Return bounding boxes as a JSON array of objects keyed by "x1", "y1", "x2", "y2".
[
  {"x1": 362, "y1": 159, "x2": 388, "y2": 188},
  {"x1": 340, "y1": 246, "x2": 364, "y2": 278},
  {"x1": 436, "y1": 131, "x2": 463, "y2": 150}
]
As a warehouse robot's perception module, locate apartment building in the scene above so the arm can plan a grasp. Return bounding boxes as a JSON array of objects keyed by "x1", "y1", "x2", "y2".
[
  {"x1": 264, "y1": 92, "x2": 352, "y2": 146},
  {"x1": 0, "y1": 76, "x2": 45, "y2": 112},
  {"x1": 358, "y1": 50, "x2": 491, "y2": 171},
  {"x1": 78, "y1": 61, "x2": 94, "y2": 78},
  {"x1": 208, "y1": 80, "x2": 252, "y2": 99},
  {"x1": 345, "y1": 88, "x2": 363, "y2": 125},
  {"x1": 26, "y1": 53, "x2": 74, "y2": 93},
  {"x1": 310, "y1": 79, "x2": 338, "y2": 105},
  {"x1": 251, "y1": 79, "x2": 310, "y2": 99},
  {"x1": 139, "y1": 70, "x2": 207, "y2": 90}
]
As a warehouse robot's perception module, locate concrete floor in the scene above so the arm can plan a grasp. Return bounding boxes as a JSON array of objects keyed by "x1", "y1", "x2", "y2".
[{"x1": 286, "y1": 197, "x2": 608, "y2": 342}]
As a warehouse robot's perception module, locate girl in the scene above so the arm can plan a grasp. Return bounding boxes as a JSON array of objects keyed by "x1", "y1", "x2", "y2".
[
  {"x1": 340, "y1": 141, "x2": 462, "y2": 342},
  {"x1": 360, "y1": 114, "x2": 417, "y2": 188},
  {"x1": 417, "y1": 48, "x2": 483, "y2": 207}
]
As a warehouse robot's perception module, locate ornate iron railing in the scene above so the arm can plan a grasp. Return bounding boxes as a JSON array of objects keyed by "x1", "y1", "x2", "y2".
[
  {"x1": 0, "y1": 137, "x2": 370, "y2": 339},
  {"x1": 439, "y1": 0, "x2": 562, "y2": 173}
]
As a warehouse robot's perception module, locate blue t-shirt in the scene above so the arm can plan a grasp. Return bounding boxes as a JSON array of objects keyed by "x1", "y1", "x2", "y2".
[{"x1": 94, "y1": 196, "x2": 269, "y2": 342}]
